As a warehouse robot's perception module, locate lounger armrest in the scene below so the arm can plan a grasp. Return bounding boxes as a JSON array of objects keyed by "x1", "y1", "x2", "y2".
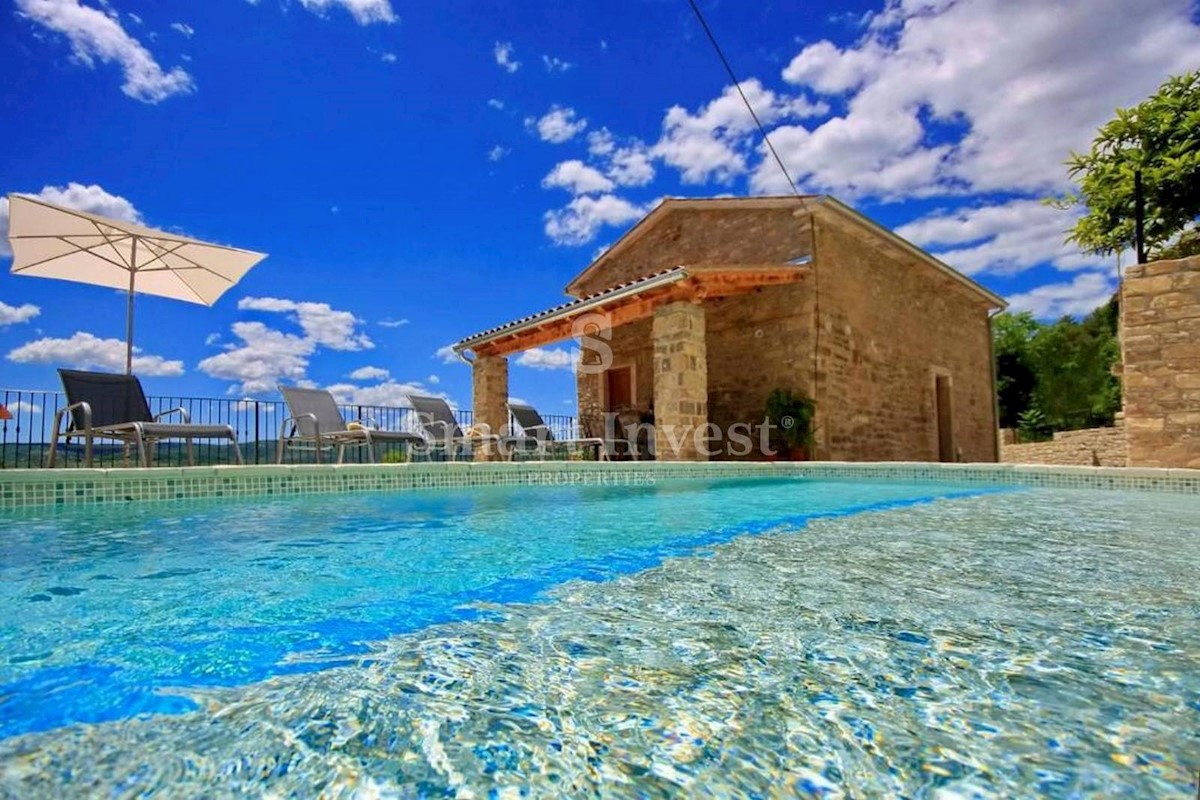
[
  {"x1": 53, "y1": 401, "x2": 92, "y2": 436},
  {"x1": 280, "y1": 413, "x2": 320, "y2": 440},
  {"x1": 154, "y1": 406, "x2": 191, "y2": 423}
]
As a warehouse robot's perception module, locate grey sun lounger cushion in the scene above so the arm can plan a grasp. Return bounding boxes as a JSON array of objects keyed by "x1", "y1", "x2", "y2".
[
  {"x1": 278, "y1": 386, "x2": 423, "y2": 463},
  {"x1": 52, "y1": 369, "x2": 243, "y2": 468}
]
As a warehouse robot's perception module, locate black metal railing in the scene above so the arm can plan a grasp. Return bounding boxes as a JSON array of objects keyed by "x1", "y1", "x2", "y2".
[{"x1": 0, "y1": 389, "x2": 579, "y2": 469}]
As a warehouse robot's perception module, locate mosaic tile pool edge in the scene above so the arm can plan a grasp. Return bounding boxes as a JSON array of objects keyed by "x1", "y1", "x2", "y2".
[{"x1": 1, "y1": 460, "x2": 1198, "y2": 510}]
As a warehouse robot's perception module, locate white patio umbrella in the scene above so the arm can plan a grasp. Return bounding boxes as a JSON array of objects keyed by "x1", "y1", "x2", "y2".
[{"x1": 6, "y1": 194, "x2": 267, "y2": 374}]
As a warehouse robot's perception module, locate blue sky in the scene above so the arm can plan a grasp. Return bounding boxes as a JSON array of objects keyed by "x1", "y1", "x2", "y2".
[{"x1": 2, "y1": 0, "x2": 1199, "y2": 414}]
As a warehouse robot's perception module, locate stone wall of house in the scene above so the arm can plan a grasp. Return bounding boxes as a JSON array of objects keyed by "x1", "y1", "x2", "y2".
[
  {"x1": 573, "y1": 204, "x2": 999, "y2": 463},
  {"x1": 1122, "y1": 255, "x2": 1200, "y2": 468},
  {"x1": 570, "y1": 206, "x2": 812, "y2": 297},
  {"x1": 703, "y1": 284, "x2": 815, "y2": 458},
  {"x1": 1000, "y1": 425, "x2": 1127, "y2": 466},
  {"x1": 810, "y1": 218, "x2": 998, "y2": 462}
]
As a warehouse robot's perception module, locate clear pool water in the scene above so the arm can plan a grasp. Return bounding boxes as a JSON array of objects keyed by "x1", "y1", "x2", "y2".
[{"x1": 1, "y1": 476, "x2": 1198, "y2": 797}]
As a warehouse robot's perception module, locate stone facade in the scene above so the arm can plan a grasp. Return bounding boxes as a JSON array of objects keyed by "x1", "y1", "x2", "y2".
[
  {"x1": 1122, "y1": 255, "x2": 1200, "y2": 468},
  {"x1": 809, "y1": 218, "x2": 997, "y2": 462},
  {"x1": 471, "y1": 355, "x2": 508, "y2": 462},
  {"x1": 704, "y1": 284, "x2": 815, "y2": 449},
  {"x1": 468, "y1": 196, "x2": 1003, "y2": 465},
  {"x1": 575, "y1": 200, "x2": 1000, "y2": 462},
  {"x1": 1000, "y1": 425, "x2": 1127, "y2": 467},
  {"x1": 569, "y1": 206, "x2": 814, "y2": 297},
  {"x1": 651, "y1": 302, "x2": 708, "y2": 461}
]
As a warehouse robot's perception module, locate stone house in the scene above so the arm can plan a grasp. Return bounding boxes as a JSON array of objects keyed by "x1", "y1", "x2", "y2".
[{"x1": 453, "y1": 196, "x2": 1007, "y2": 462}]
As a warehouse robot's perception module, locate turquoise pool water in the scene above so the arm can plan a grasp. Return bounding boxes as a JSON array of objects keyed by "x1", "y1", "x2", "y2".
[{"x1": 1, "y1": 476, "x2": 1198, "y2": 797}]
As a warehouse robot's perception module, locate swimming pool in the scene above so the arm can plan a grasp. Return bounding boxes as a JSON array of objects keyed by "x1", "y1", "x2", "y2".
[{"x1": 1, "y1": 474, "x2": 1197, "y2": 796}]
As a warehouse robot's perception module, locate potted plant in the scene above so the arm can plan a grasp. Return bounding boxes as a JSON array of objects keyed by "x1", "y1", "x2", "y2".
[{"x1": 764, "y1": 389, "x2": 816, "y2": 461}]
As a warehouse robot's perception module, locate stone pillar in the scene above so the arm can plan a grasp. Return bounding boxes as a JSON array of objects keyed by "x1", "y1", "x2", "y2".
[
  {"x1": 576, "y1": 346, "x2": 604, "y2": 440},
  {"x1": 652, "y1": 301, "x2": 708, "y2": 461},
  {"x1": 1122, "y1": 255, "x2": 1200, "y2": 468},
  {"x1": 472, "y1": 354, "x2": 508, "y2": 462}
]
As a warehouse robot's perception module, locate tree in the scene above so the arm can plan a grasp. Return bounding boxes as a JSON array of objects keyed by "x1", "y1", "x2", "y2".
[
  {"x1": 1061, "y1": 70, "x2": 1200, "y2": 259},
  {"x1": 992, "y1": 300, "x2": 1122, "y2": 436},
  {"x1": 992, "y1": 312, "x2": 1039, "y2": 429}
]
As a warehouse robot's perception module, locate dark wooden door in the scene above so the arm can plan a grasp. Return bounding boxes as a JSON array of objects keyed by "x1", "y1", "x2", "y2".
[
  {"x1": 606, "y1": 366, "x2": 633, "y2": 410},
  {"x1": 935, "y1": 375, "x2": 954, "y2": 462}
]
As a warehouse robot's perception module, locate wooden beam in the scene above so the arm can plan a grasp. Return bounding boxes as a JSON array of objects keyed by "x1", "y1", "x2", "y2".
[{"x1": 469, "y1": 267, "x2": 808, "y2": 357}]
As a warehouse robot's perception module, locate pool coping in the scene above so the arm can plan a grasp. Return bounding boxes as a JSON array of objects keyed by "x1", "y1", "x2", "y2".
[{"x1": 1, "y1": 460, "x2": 1197, "y2": 510}]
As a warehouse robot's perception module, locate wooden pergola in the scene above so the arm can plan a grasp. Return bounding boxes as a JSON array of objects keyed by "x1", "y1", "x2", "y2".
[
  {"x1": 453, "y1": 262, "x2": 809, "y2": 462},
  {"x1": 455, "y1": 263, "x2": 809, "y2": 358}
]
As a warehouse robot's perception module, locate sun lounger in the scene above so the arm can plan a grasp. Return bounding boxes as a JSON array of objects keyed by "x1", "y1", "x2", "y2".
[
  {"x1": 49, "y1": 369, "x2": 244, "y2": 468},
  {"x1": 508, "y1": 402, "x2": 608, "y2": 461},
  {"x1": 277, "y1": 386, "x2": 424, "y2": 464},
  {"x1": 406, "y1": 393, "x2": 508, "y2": 461}
]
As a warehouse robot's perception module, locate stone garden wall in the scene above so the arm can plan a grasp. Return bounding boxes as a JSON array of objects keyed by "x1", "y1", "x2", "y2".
[
  {"x1": 1122, "y1": 255, "x2": 1200, "y2": 469},
  {"x1": 1000, "y1": 425, "x2": 1127, "y2": 467}
]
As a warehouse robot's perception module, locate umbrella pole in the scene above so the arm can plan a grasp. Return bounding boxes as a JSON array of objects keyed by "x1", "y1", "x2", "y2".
[{"x1": 126, "y1": 238, "x2": 137, "y2": 375}]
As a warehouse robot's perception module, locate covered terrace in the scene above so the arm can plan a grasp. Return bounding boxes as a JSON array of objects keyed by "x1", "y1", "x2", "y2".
[{"x1": 452, "y1": 262, "x2": 809, "y2": 461}]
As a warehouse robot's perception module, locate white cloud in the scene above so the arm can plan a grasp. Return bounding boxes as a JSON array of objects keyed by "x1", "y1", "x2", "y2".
[
  {"x1": 493, "y1": 41, "x2": 520, "y2": 73},
  {"x1": 233, "y1": 398, "x2": 274, "y2": 414},
  {"x1": 325, "y1": 380, "x2": 454, "y2": 413},
  {"x1": 0, "y1": 302, "x2": 41, "y2": 327},
  {"x1": 487, "y1": 98, "x2": 505, "y2": 110},
  {"x1": 1007, "y1": 271, "x2": 1117, "y2": 319},
  {"x1": 542, "y1": 160, "x2": 614, "y2": 195},
  {"x1": 587, "y1": 129, "x2": 615, "y2": 156},
  {"x1": 7, "y1": 331, "x2": 184, "y2": 376},
  {"x1": 781, "y1": 39, "x2": 882, "y2": 93},
  {"x1": 434, "y1": 344, "x2": 461, "y2": 364},
  {"x1": 607, "y1": 141, "x2": 656, "y2": 187},
  {"x1": 238, "y1": 296, "x2": 372, "y2": 351},
  {"x1": 655, "y1": 79, "x2": 827, "y2": 185},
  {"x1": 8, "y1": 401, "x2": 43, "y2": 415},
  {"x1": 586, "y1": 129, "x2": 656, "y2": 187},
  {"x1": 15, "y1": 0, "x2": 195, "y2": 103},
  {"x1": 198, "y1": 321, "x2": 312, "y2": 394},
  {"x1": 379, "y1": 51, "x2": 397, "y2": 63},
  {"x1": 542, "y1": 54, "x2": 572, "y2": 72},
  {"x1": 169, "y1": 22, "x2": 193, "y2": 38},
  {"x1": 1, "y1": 183, "x2": 142, "y2": 257},
  {"x1": 488, "y1": 145, "x2": 510, "y2": 162},
  {"x1": 426, "y1": 374, "x2": 440, "y2": 384},
  {"x1": 204, "y1": 332, "x2": 222, "y2": 346},
  {"x1": 296, "y1": 0, "x2": 396, "y2": 24},
  {"x1": 759, "y1": 0, "x2": 1200, "y2": 197},
  {"x1": 348, "y1": 365, "x2": 389, "y2": 381},
  {"x1": 526, "y1": 106, "x2": 588, "y2": 144},
  {"x1": 378, "y1": 317, "x2": 409, "y2": 328},
  {"x1": 544, "y1": 195, "x2": 651, "y2": 246},
  {"x1": 515, "y1": 347, "x2": 574, "y2": 370},
  {"x1": 583, "y1": 130, "x2": 657, "y2": 188},
  {"x1": 199, "y1": 298, "x2": 374, "y2": 393},
  {"x1": 896, "y1": 199, "x2": 1105, "y2": 276}
]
